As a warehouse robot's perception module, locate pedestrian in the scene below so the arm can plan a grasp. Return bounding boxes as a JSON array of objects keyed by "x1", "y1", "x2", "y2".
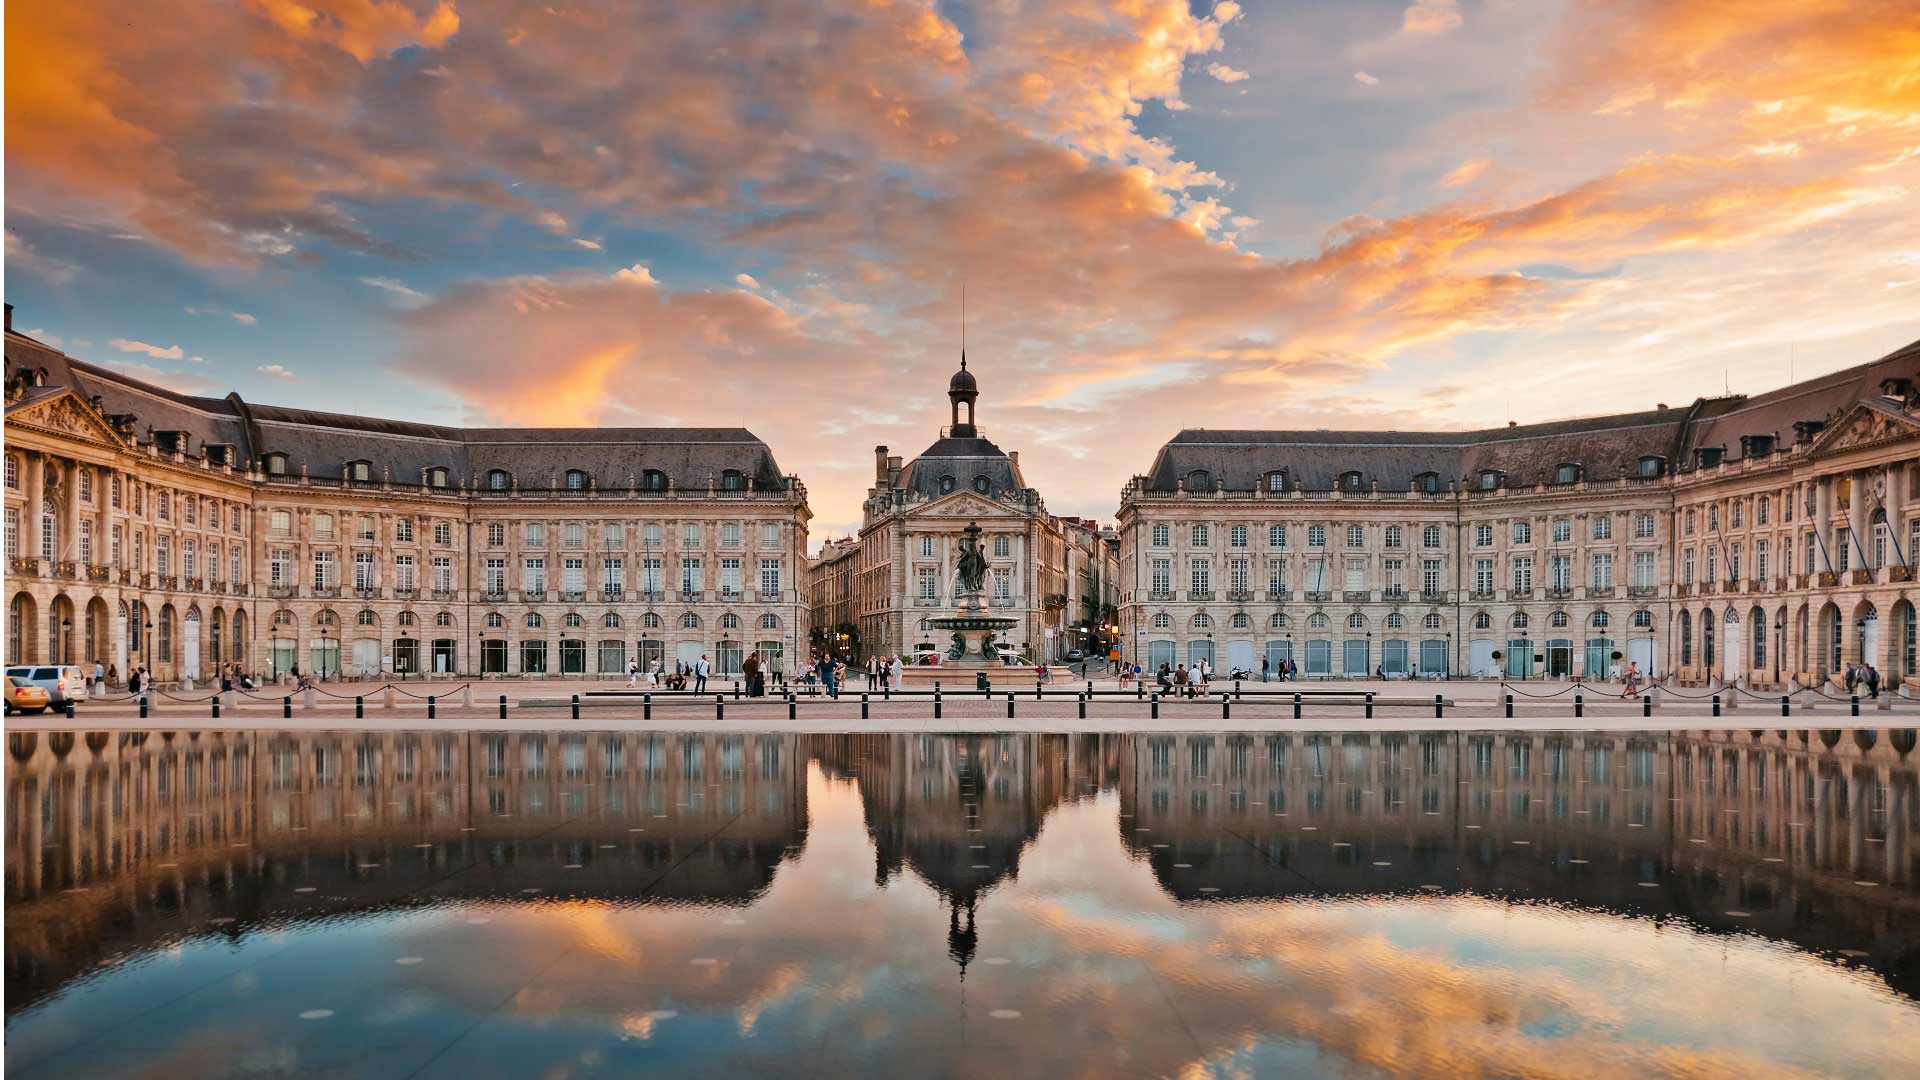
[
  {"x1": 1035, "y1": 660, "x2": 1049, "y2": 686},
  {"x1": 627, "y1": 658, "x2": 639, "y2": 688},
  {"x1": 1867, "y1": 663, "x2": 1881, "y2": 699},
  {"x1": 1374, "y1": 664, "x2": 1384, "y2": 681},
  {"x1": 695, "y1": 654, "x2": 710, "y2": 693},
  {"x1": 1175, "y1": 663, "x2": 1190, "y2": 697},
  {"x1": 1261, "y1": 654, "x2": 1270, "y2": 683},
  {"x1": 1621, "y1": 661, "x2": 1640, "y2": 699},
  {"x1": 744, "y1": 650, "x2": 762, "y2": 697},
  {"x1": 1845, "y1": 663, "x2": 1859, "y2": 693},
  {"x1": 1157, "y1": 662, "x2": 1172, "y2": 694},
  {"x1": 817, "y1": 653, "x2": 840, "y2": 699}
]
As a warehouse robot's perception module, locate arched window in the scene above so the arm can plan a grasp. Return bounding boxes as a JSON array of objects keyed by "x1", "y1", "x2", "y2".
[
  {"x1": 642, "y1": 469, "x2": 668, "y2": 492},
  {"x1": 273, "y1": 608, "x2": 296, "y2": 627},
  {"x1": 1473, "y1": 612, "x2": 1492, "y2": 630},
  {"x1": 1550, "y1": 610, "x2": 1569, "y2": 628},
  {"x1": 680, "y1": 612, "x2": 701, "y2": 629},
  {"x1": 1512, "y1": 612, "x2": 1530, "y2": 630},
  {"x1": 603, "y1": 612, "x2": 623, "y2": 628},
  {"x1": 398, "y1": 610, "x2": 418, "y2": 627},
  {"x1": 487, "y1": 469, "x2": 510, "y2": 491},
  {"x1": 1423, "y1": 613, "x2": 1444, "y2": 629},
  {"x1": 1307, "y1": 613, "x2": 1330, "y2": 630},
  {"x1": 435, "y1": 611, "x2": 454, "y2": 627},
  {"x1": 315, "y1": 609, "x2": 337, "y2": 627},
  {"x1": 565, "y1": 469, "x2": 589, "y2": 490},
  {"x1": 1555, "y1": 463, "x2": 1582, "y2": 485},
  {"x1": 485, "y1": 612, "x2": 505, "y2": 628},
  {"x1": 1591, "y1": 611, "x2": 1610, "y2": 629},
  {"x1": 1346, "y1": 613, "x2": 1366, "y2": 631},
  {"x1": 357, "y1": 609, "x2": 377, "y2": 626},
  {"x1": 1270, "y1": 613, "x2": 1289, "y2": 629},
  {"x1": 525, "y1": 612, "x2": 544, "y2": 628},
  {"x1": 1385, "y1": 613, "x2": 1405, "y2": 629},
  {"x1": 1231, "y1": 613, "x2": 1250, "y2": 629},
  {"x1": 1191, "y1": 613, "x2": 1213, "y2": 629},
  {"x1": 642, "y1": 612, "x2": 662, "y2": 629},
  {"x1": 347, "y1": 460, "x2": 372, "y2": 482},
  {"x1": 1152, "y1": 613, "x2": 1172, "y2": 629},
  {"x1": 759, "y1": 614, "x2": 780, "y2": 630},
  {"x1": 717, "y1": 613, "x2": 740, "y2": 631},
  {"x1": 1631, "y1": 609, "x2": 1653, "y2": 629},
  {"x1": 564, "y1": 612, "x2": 584, "y2": 628},
  {"x1": 1679, "y1": 610, "x2": 1693, "y2": 664}
]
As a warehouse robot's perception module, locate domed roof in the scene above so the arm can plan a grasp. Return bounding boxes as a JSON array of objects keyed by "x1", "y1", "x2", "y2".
[{"x1": 948, "y1": 355, "x2": 977, "y2": 394}]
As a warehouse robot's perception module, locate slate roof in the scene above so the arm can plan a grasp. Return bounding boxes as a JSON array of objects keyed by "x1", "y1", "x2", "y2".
[
  {"x1": 895, "y1": 434, "x2": 1028, "y2": 498},
  {"x1": 1142, "y1": 336, "x2": 1920, "y2": 492},
  {"x1": 5, "y1": 327, "x2": 792, "y2": 491}
]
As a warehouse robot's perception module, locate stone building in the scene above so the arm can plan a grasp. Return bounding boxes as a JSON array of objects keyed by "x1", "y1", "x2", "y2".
[
  {"x1": 820, "y1": 356, "x2": 1073, "y2": 663},
  {"x1": 4, "y1": 307, "x2": 810, "y2": 682},
  {"x1": 1118, "y1": 339, "x2": 1920, "y2": 687}
]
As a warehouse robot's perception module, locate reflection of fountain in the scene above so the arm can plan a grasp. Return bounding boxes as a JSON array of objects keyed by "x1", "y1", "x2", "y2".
[{"x1": 927, "y1": 521, "x2": 1017, "y2": 663}]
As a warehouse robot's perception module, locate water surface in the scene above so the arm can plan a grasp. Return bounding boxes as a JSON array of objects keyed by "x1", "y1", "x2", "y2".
[{"x1": 7, "y1": 728, "x2": 1919, "y2": 1078}]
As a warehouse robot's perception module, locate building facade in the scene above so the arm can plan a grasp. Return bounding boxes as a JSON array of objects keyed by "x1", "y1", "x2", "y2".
[
  {"x1": 1118, "y1": 340, "x2": 1920, "y2": 688},
  {"x1": 4, "y1": 309, "x2": 810, "y2": 683},
  {"x1": 812, "y1": 357, "x2": 1080, "y2": 663}
]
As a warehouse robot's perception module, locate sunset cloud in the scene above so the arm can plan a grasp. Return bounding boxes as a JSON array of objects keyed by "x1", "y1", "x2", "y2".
[
  {"x1": 108, "y1": 338, "x2": 185, "y2": 360},
  {"x1": 1402, "y1": 0, "x2": 1462, "y2": 37},
  {"x1": 1207, "y1": 64, "x2": 1248, "y2": 84}
]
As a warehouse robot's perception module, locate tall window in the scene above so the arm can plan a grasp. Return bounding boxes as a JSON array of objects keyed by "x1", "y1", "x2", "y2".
[
  {"x1": 1591, "y1": 552, "x2": 1613, "y2": 589},
  {"x1": 1682, "y1": 548, "x2": 1695, "y2": 584},
  {"x1": 680, "y1": 556, "x2": 701, "y2": 593},
  {"x1": 918, "y1": 566, "x2": 937, "y2": 601},
  {"x1": 1343, "y1": 557, "x2": 1365, "y2": 591},
  {"x1": 1422, "y1": 559, "x2": 1441, "y2": 594},
  {"x1": 1346, "y1": 525, "x2": 1364, "y2": 548},
  {"x1": 1268, "y1": 524, "x2": 1286, "y2": 548},
  {"x1": 1512, "y1": 521, "x2": 1531, "y2": 545},
  {"x1": 354, "y1": 551, "x2": 375, "y2": 589},
  {"x1": 1230, "y1": 558, "x2": 1249, "y2": 592},
  {"x1": 1267, "y1": 559, "x2": 1286, "y2": 594},
  {"x1": 1550, "y1": 554, "x2": 1571, "y2": 591},
  {"x1": 1151, "y1": 523, "x2": 1170, "y2": 547},
  {"x1": 1151, "y1": 558, "x2": 1171, "y2": 594},
  {"x1": 604, "y1": 556, "x2": 625, "y2": 592},
  {"x1": 1592, "y1": 516, "x2": 1612, "y2": 540},
  {"x1": 1552, "y1": 519, "x2": 1571, "y2": 543},
  {"x1": 1229, "y1": 524, "x2": 1248, "y2": 549},
  {"x1": 1511, "y1": 556, "x2": 1532, "y2": 593},
  {"x1": 313, "y1": 550, "x2": 336, "y2": 589},
  {"x1": 1633, "y1": 550, "x2": 1655, "y2": 587},
  {"x1": 1308, "y1": 525, "x2": 1326, "y2": 547},
  {"x1": 431, "y1": 556, "x2": 452, "y2": 592},
  {"x1": 1635, "y1": 513, "x2": 1655, "y2": 538},
  {"x1": 642, "y1": 556, "x2": 662, "y2": 594},
  {"x1": 994, "y1": 534, "x2": 1011, "y2": 557},
  {"x1": 566, "y1": 523, "x2": 585, "y2": 548},
  {"x1": 606, "y1": 524, "x2": 625, "y2": 549},
  {"x1": 759, "y1": 558, "x2": 782, "y2": 594},
  {"x1": 485, "y1": 558, "x2": 506, "y2": 594},
  {"x1": 396, "y1": 554, "x2": 416, "y2": 592},
  {"x1": 721, "y1": 523, "x2": 740, "y2": 547},
  {"x1": 564, "y1": 557, "x2": 586, "y2": 593},
  {"x1": 1191, "y1": 525, "x2": 1210, "y2": 548},
  {"x1": 271, "y1": 548, "x2": 291, "y2": 587},
  {"x1": 1190, "y1": 559, "x2": 1211, "y2": 594},
  {"x1": 720, "y1": 557, "x2": 742, "y2": 596},
  {"x1": 1422, "y1": 525, "x2": 1441, "y2": 549},
  {"x1": 1383, "y1": 559, "x2": 1404, "y2": 594},
  {"x1": 524, "y1": 557, "x2": 547, "y2": 592}
]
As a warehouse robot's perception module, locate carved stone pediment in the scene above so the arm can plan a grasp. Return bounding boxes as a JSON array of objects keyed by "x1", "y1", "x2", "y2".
[
  {"x1": 5, "y1": 389, "x2": 127, "y2": 447},
  {"x1": 909, "y1": 491, "x2": 1017, "y2": 520},
  {"x1": 1807, "y1": 401, "x2": 1920, "y2": 458}
]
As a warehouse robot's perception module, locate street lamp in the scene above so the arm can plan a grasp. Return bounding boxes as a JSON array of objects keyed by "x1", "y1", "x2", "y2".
[
  {"x1": 143, "y1": 617, "x2": 154, "y2": 674},
  {"x1": 59, "y1": 616, "x2": 73, "y2": 665},
  {"x1": 320, "y1": 624, "x2": 332, "y2": 681},
  {"x1": 1366, "y1": 630, "x2": 1373, "y2": 680},
  {"x1": 1773, "y1": 614, "x2": 1785, "y2": 684},
  {"x1": 1445, "y1": 630, "x2": 1453, "y2": 680}
]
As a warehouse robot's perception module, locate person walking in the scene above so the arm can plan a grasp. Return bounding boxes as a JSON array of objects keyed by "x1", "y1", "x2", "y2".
[
  {"x1": 695, "y1": 654, "x2": 710, "y2": 693},
  {"x1": 817, "y1": 653, "x2": 840, "y2": 699},
  {"x1": 1620, "y1": 661, "x2": 1640, "y2": 699},
  {"x1": 627, "y1": 658, "x2": 640, "y2": 689},
  {"x1": 1866, "y1": 663, "x2": 1882, "y2": 699}
]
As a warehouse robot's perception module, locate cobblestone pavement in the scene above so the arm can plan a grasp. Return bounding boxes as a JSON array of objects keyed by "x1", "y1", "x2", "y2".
[{"x1": 8, "y1": 675, "x2": 1915, "y2": 732}]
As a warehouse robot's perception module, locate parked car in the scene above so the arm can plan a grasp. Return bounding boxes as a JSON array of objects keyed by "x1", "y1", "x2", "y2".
[
  {"x1": 5, "y1": 676, "x2": 50, "y2": 715},
  {"x1": 4, "y1": 665, "x2": 90, "y2": 706},
  {"x1": 1064, "y1": 650, "x2": 1086, "y2": 662}
]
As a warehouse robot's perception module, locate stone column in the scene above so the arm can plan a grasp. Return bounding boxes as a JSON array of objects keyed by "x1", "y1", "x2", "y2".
[
  {"x1": 1848, "y1": 468, "x2": 1868, "y2": 571},
  {"x1": 64, "y1": 458, "x2": 81, "y2": 563},
  {"x1": 23, "y1": 450, "x2": 44, "y2": 561}
]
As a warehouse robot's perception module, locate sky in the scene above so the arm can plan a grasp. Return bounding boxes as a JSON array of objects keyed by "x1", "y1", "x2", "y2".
[{"x1": 6, "y1": 0, "x2": 1919, "y2": 544}]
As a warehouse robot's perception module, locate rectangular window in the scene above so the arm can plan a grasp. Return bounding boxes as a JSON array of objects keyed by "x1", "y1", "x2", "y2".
[
  {"x1": 1229, "y1": 524, "x2": 1248, "y2": 549},
  {"x1": 312, "y1": 512, "x2": 332, "y2": 538},
  {"x1": 1633, "y1": 550, "x2": 1655, "y2": 587},
  {"x1": 993, "y1": 571, "x2": 1011, "y2": 601},
  {"x1": 1705, "y1": 545, "x2": 1718, "y2": 581},
  {"x1": 1422, "y1": 559, "x2": 1441, "y2": 594},
  {"x1": 920, "y1": 536, "x2": 935, "y2": 557},
  {"x1": 182, "y1": 539, "x2": 195, "y2": 579},
  {"x1": 1268, "y1": 559, "x2": 1287, "y2": 594},
  {"x1": 990, "y1": 534, "x2": 1009, "y2": 558},
  {"x1": 1550, "y1": 554, "x2": 1571, "y2": 591},
  {"x1": 761, "y1": 523, "x2": 781, "y2": 547},
  {"x1": 918, "y1": 566, "x2": 937, "y2": 600},
  {"x1": 1592, "y1": 516, "x2": 1612, "y2": 540},
  {"x1": 79, "y1": 521, "x2": 93, "y2": 565},
  {"x1": 313, "y1": 550, "x2": 336, "y2": 589},
  {"x1": 524, "y1": 557, "x2": 547, "y2": 592},
  {"x1": 1474, "y1": 523, "x2": 1493, "y2": 547},
  {"x1": 112, "y1": 475, "x2": 122, "y2": 508},
  {"x1": 354, "y1": 551, "x2": 375, "y2": 589},
  {"x1": 1151, "y1": 523, "x2": 1170, "y2": 547},
  {"x1": 1755, "y1": 539, "x2": 1769, "y2": 581},
  {"x1": 271, "y1": 548, "x2": 291, "y2": 587},
  {"x1": 156, "y1": 535, "x2": 171, "y2": 574},
  {"x1": 1230, "y1": 558, "x2": 1250, "y2": 592},
  {"x1": 720, "y1": 557, "x2": 742, "y2": 595},
  {"x1": 680, "y1": 556, "x2": 701, "y2": 593},
  {"x1": 759, "y1": 558, "x2": 781, "y2": 594},
  {"x1": 230, "y1": 548, "x2": 241, "y2": 583},
  {"x1": 1383, "y1": 559, "x2": 1404, "y2": 593},
  {"x1": 486, "y1": 522, "x2": 504, "y2": 547},
  {"x1": 564, "y1": 557, "x2": 586, "y2": 593},
  {"x1": 158, "y1": 491, "x2": 170, "y2": 521},
  {"x1": 645, "y1": 524, "x2": 663, "y2": 547},
  {"x1": 1151, "y1": 558, "x2": 1171, "y2": 593},
  {"x1": 271, "y1": 510, "x2": 291, "y2": 535},
  {"x1": 721, "y1": 523, "x2": 740, "y2": 547},
  {"x1": 1591, "y1": 552, "x2": 1613, "y2": 589},
  {"x1": 604, "y1": 557, "x2": 625, "y2": 591},
  {"x1": 357, "y1": 515, "x2": 375, "y2": 541},
  {"x1": 1268, "y1": 524, "x2": 1286, "y2": 549},
  {"x1": 1191, "y1": 525, "x2": 1210, "y2": 548},
  {"x1": 1683, "y1": 547, "x2": 1696, "y2": 584},
  {"x1": 526, "y1": 523, "x2": 546, "y2": 548},
  {"x1": 396, "y1": 518, "x2": 414, "y2": 543},
  {"x1": 1512, "y1": 521, "x2": 1531, "y2": 545},
  {"x1": 485, "y1": 558, "x2": 506, "y2": 593},
  {"x1": 642, "y1": 557, "x2": 662, "y2": 594},
  {"x1": 1511, "y1": 556, "x2": 1532, "y2": 593},
  {"x1": 565, "y1": 523, "x2": 585, "y2": 548},
  {"x1": 1308, "y1": 525, "x2": 1326, "y2": 547},
  {"x1": 1344, "y1": 557, "x2": 1365, "y2": 591},
  {"x1": 606, "y1": 524, "x2": 625, "y2": 549},
  {"x1": 682, "y1": 524, "x2": 701, "y2": 548},
  {"x1": 1190, "y1": 559, "x2": 1211, "y2": 594},
  {"x1": 434, "y1": 521, "x2": 453, "y2": 546},
  {"x1": 396, "y1": 555, "x2": 416, "y2": 591},
  {"x1": 111, "y1": 525, "x2": 122, "y2": 567},
  {"x1": 1635, "y1": 513, "x2": 1655, "y2": 538},
  {"x1": 1552, "y1": 519, "x2": 1571, "y2": 543},
  {"x1": 1835, "y1": 529, "x2": 1851, "y2": 572},
  {"x1": 1729, "y1": 543, "x2": 1742, "y2": 581}
]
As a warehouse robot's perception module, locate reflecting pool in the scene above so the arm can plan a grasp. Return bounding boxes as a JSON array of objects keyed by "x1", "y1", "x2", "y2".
[{"x1": 7, "y1": 728, "x2": 1920, "y2": 1078}]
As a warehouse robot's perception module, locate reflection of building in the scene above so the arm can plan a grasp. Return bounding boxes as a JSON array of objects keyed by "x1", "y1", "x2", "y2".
[
  {"x1": 812, "y1": 357, "x2": 1086, "y2": 662},
  {"x1": 3, "y1": 729, "x2": 808, "y2": 1012},
  {"x1": 5, "y1": 307, "x2": 811, "y2": 682},
  {"x1": 1115, "y1": 729, "x2": 1920, "y2": 994},
  {"x1": 1119, "y1": 342, "x2": 1920, "y2": 685}
]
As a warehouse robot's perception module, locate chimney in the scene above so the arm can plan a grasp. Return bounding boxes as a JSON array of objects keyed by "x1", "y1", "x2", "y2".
[
  {"x1": 1009, "y1": 450, "x2": 1020, "y2": 471},
  {"x1": 4, "y1": 303, "x2": 12, "y2": 332},
  {"x1": 875, "y1": 445, "x2": 889, "y2": 484}
]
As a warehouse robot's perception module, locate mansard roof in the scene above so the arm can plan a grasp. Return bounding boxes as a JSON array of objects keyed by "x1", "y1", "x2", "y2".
[
  {"x1": 4, "y1": 326, "x2": 793, "y2": 491},
  {"x1": 895, "y1": 433, "x2": 1028, "y2": 499}
]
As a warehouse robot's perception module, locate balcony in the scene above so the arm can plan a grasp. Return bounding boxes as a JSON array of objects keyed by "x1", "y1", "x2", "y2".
[
  {"x1": 52, "y1": 561, "x2": 78, "y2": 580},
  {"x1": 182, "y1": 577, "x2": 202, "y2": 592},
  {"x1": 1894, "y1": 566, "x2": 1915, "y2": 584},
  {"x1": 87, "y1": 565, "x2": 112, "y2": 583},
  {"x1": 1509, "y1": 589, "x2": 1536, "y2": 601},
  {"x1": 1627, "y1": 584, "x2": 1658, "y2": 598},
  {"x1": 1188, "y1": 590, "x2": 1214, "y2": 602},
  {"x1": 560, "y1": 590, "x2": 587, "y2": 602},
  {"x1": 1147, "y1": 591, "x2": 1175, "y2": 602},
  {"x1": 757, "y1": 590, "x2": 782, "y2": 604},
  {"x1": 1469, "y1": 590, "x2": 1494, "y2": 601},
  {"x1": 1850, "y1": 569, "x2": 1873, "y2": 586},
  {"x1": 602, "y1": 588, "x2": 626, "y2": 603},
  {"x1": 1304, "y1": 591, "x2": 1332, "y2": 603},
  {"x1": 523, "y1": 589, "x2": 549, "y2": 602},
  {"x1": 1817, "y1": 571, "x2": 1839, "y2": 587},
  {"x1": 679, "y1": 590, "x2": 704, "y2": 604},
  {"x1": 1586, "y1": 586, "x2": 1615, "y2": 599},
  {"x1": 232, "y1": 583, "x2": 250, "y2": 597},
  {"x1": 719, "y1": 589, "x2": 743, "y2": 603},
  {"x1": 355, "y1": 586, "x2": 381, "y2": 600},
  {"x1": 1419, "y1": 590, "x2": 1447, "y2": 603},
  {"x1": 1343, "y1": 590, "x2": 1370, "y2": 603},
  {"x1": 912, "y1": 596, "x2": 943, "y2": 607},
  {"x1": 481, "y1": 591, "x2": 508, "y2": 603},
  {"x1": 394, "y1": 587, "x2": 417, "y2": 600},
  {"x1": 1226, "y1": 589, "x2": 1254, "y2": 603},
  {"x1": 1747, "y1": 579, "x2": 1766, "y2": 593},
  {"x1": 1546, "y1": 587, "x2": 1574, "y2": 600},
  {"x1": 635, "y1": 590, "x2": 664, "y2": 602},
  {"x1": 1675, "y1": 584, "x2": 1691, "y2": 597},
  {"x1": 1266, "y1": 588, "x2": 1291, "y2": 601},
  {"x1": 311, "y1": 584, "x2": 339, "y2": 598},
  {"x1": 158, "y1": 575, "x2": 179, "y2": 591},
  {"x1": 432, "y1": 588, "x2": 457, "y2": 601},
  {"x1": 1382, "y1": 588, "x2": 1407, "y2": 601},
  {"x1": 990, "y1": 597, "x2": 1018, "y2": 608},
  {"x1": 9, "y1": 557, "x2": 43, "y2": 577}
]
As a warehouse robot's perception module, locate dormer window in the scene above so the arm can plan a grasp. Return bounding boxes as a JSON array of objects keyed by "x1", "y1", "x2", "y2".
[
  {"x1": 1414, "y1": 471, "x2": 1440, "y2": 493},
  {"x1": 641, "y1": 469, "x2": 667, "y2": 492},
  {"x1": 426, "y1": 467, "x2": 449, "y2": 489},
  {"x1": 1637, "y1": 455, "x2": 1664, "y2": 478},
  {"x1": 1265, "y1": 471, "x2": 1286, "y2": 493},
  {"x1": 973, "y1": 475, "x2": 990, "y2": 494},
  {"x1": 1340, "y1": 471, "x2": 1364, "y2": 492},
  {"x1": 720, "y1": 469, "x2": 743, "y2": 491},
  {"x1": 940, "y1": 475, "x2": 956, "y2": 494},
  {"x1": 262, "y1": 452, "x2": 288, "y2": 476},
  {"x1": 347, "y1": 460, "x2": 372, "y2": 483},
  {"x1": 486, "y1": 469, "x2": 510, "y2": 491},
  {"x1": 156, "y1": 430, "x2": 189, "y2": 453},
  {"x1": 565, "y1": 468, "x2": 589, "y2": 490},
  {"x1": 1478, "y1": 470, "x2": 1502, "y2": 491},
  {"x1": 204, "y1": 443, "x2": 234, "y2": 466},
  {"x1": 1554, "y1": 463, "x2": 1581, "y2": 485}
]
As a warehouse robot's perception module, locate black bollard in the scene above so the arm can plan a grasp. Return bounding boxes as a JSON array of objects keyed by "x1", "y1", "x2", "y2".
[
  {"x1": 427, "y1": 695, "x2": 436, "y2": 719},
  {"x1": 140, "y1": 696, "x2": 149, "y2": 720},
  {"x1": 1851, "y1": 694, "x2": 1860, "y2": 717},
  {"x1": 1136, "y1": 680, "x2": 1144, "y2": 700},
  {"x1": 1781, "y1": 694, "x2": 1789, "y2": 717},
  {"x1": 1035, "y1": 681, "x2": 1042, "y2": 701},
  {"x1": 933, "y1": 694, "x2": 942, "y2": 720},
  {"x1": 861, "y1": 693, "x2": 870, "y2": 720},
  {"x1": 356, "y1": 695, "x2": 365, "y2": 719},
  {"x1": 1078, "y1": 694, "x2": 1086, "y2": 720},
  {"x1": 499, "y1": 694, "x2": 508, "y2": 720},
  {"x1": 1434, "y1": 693, "x2": 1443, "y2": 719},
  {"x1": 734, "y1": 680, "x2": 741, "y2": 700},
  {"x1": 788, "y1": 695, "x2": 797, "y2": 721},
  {"x1": 1365, "y1": 692, "x2": 1373, "y2": 719},
  {"x1": 715, "y1": 695, "x2": 724, "y2": 721},
  {"x1": 1293, "y1": 693, "x2": 1302, "y2": 720},
  {"x1": 644, "y1": 693, "x2": 652, "y2": 721},
  {"x1": 1712, "y1": 694, "x2": 1721, "y2": 717},
  {"x1": 1574, "y1": 693, "x2": 1583, "y2": 719},
  {"x1": 1007, "y1": 693, "x2": 1016, "y2": 719},
  {"x1": 1222, "y1": 696, "x2": 1230, "y2": 721},
  {"x1": 1505, "y1": 693, "x2": 1514, "y2": 718},
  {"x1": 211, "y1": 696, "x2": 220, "y2": 719},
  {"x1": 282, "y1": 695, "x2": 291, "y2": 719},
  {"x1": 571, "y1": 694, "x2": 580, "y2": 720},
  {"x1": 1642, "y1": 694, "x2": 1652, "y2": 717},
  {"x1": 1150, "y1": 693, "x2": 1159, "y2": 720}
]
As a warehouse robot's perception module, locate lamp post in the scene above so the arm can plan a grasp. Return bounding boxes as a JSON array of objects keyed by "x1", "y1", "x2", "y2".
[
  {"x1": 143, "y1": 616, "x2": 154, "y2": 675},
  {"x1": 1773, "y1": 614, "x2": 1785, "y2": 684},
  {"x1": 59, "y1": 616, "x2": 73, "y2": 666},
  {"x1": 1366, "y1": 630, "x2": 1373, "y2": 680},
  {"x1": 1445, "y1": 631, "x2": 1453, "y2": 680},
  {"x1": 320, "y1": 624, "x2": 332, "y2": 681}
]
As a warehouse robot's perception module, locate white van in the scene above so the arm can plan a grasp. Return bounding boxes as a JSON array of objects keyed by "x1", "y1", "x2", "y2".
[{"x1": 5, "y1": 665, "x2": 90, "y2": 706}]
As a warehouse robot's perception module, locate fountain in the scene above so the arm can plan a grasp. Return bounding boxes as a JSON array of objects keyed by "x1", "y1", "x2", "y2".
[{"x1": 925, "y1": 521, "x2": 1018, "y2": 664}]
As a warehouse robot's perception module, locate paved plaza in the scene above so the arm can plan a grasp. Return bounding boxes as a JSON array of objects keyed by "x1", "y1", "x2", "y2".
[{"x1": 12, "y1": 675, "x2": 1916, "y2": 732}]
